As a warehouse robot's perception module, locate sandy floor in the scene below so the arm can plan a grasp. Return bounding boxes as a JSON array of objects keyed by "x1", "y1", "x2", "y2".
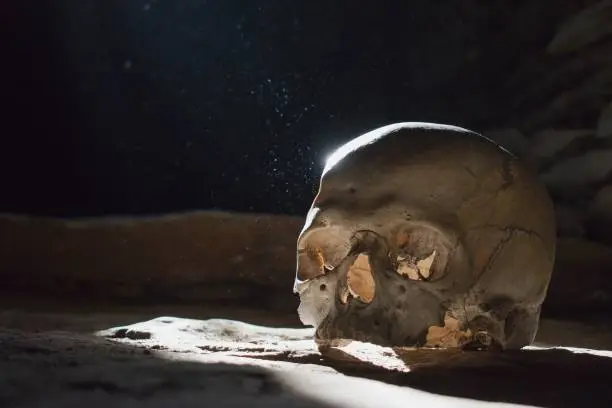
[{"x1": 2, "y1": 310, "x2": 612, "y2": 408}]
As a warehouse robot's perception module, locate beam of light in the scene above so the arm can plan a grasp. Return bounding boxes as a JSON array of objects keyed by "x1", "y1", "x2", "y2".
[{"x1": 94, "y1": 316, "x2": 612, "y2": 408}]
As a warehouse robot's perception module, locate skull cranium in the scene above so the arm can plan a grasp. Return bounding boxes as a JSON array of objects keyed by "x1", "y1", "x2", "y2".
[{"x1": 294, "y1": 123, "x2": 556, "y2": 350}]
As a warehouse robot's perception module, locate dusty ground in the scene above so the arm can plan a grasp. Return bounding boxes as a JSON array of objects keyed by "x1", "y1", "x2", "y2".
[
  {"x1": 2, "y1": 212, "x2": 612, "y2": 407},
  {"x1": 2, "y1": 308, "x2": 612, "y2": 408}
]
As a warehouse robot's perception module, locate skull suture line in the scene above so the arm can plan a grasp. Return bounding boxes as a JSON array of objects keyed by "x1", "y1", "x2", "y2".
[{"x1": 294, "y1": 123, "x2": 556, "y2": 351}]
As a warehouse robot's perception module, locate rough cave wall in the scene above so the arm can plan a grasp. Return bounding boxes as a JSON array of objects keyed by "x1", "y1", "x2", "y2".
[{"x1": 473, "y1": 1, "x2": 612, "y2": 245}]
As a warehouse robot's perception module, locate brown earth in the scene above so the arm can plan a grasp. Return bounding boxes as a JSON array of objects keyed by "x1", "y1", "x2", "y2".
[{"x1": 2, "y1": 211, "x2": 612, "y2": 320}]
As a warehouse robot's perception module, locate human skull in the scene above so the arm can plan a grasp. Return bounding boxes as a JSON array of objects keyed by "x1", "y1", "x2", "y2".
[{"x1": 294, "y1": 123, "x2": 556, "y2": 351}]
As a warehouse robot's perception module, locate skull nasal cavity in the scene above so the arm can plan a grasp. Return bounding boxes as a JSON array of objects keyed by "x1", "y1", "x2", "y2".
[{"x1": 346, "y1": 254, "x2": 375, "y2": 303}]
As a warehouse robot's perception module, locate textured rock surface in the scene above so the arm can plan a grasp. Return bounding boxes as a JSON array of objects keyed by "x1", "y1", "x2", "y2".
[
  {"x1": 474, "y1": 2, "x2": 612, "y2": 246},
  {"x1": 540, "y1": 150, "x2": 612, "y2": 194},
  {"x1": 585, "y1": 185, "x2": 612, "y2": 245},
  {"x1": 462, "y1": 1, "x2": 612, "y2": 197},
  {"x1": 394, "y1": 0, "x2": 612, "y2": 133},
  {"x1": 597, "y1": 101, "x2": 612, "y2": 138},
  {"x1": 530, "y1": 129, "x2": 594, "y2": 165},
  {"x1": 2, "y1": 313, "x2": 612, "y2": 408},
  {"x1": 546, "y1": 0, "x2": 612, "y2": 55}
]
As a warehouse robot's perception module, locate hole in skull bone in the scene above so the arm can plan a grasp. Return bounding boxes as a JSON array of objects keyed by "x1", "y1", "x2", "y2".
[
  {"x1": 397, "y1": 249, "x2": 437, "y2": 280},
  {"x1": 424, "y1": 312, "x2": 473, "y2": 348},
  {"x1": 339, "y1": 253, "x2": 375, "y2": 304},
  {"x1": 394, "y1": 227, "x2": 447, "y2": 281},
  {"x1": 319, "y1": 283, "x2": 327, "y2": 291}
]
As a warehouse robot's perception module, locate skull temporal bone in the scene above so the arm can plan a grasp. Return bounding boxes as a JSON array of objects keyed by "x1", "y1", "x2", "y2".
[{"x1": 294, "y1": 122, "x2": 556, "y2": 350}]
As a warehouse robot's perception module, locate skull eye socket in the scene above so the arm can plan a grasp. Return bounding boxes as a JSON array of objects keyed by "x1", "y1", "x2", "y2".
[
  {"x1": 394, "y1": 227, "x2": 448, "y2": 282},
  {"x1": 397, "y1": 249, "x2": 438, "y2": 281}
]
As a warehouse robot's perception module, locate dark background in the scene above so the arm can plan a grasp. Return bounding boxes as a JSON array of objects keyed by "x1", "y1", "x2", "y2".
[{"x1": 2, "y1": 1, "x2": 514, "y2": 217}]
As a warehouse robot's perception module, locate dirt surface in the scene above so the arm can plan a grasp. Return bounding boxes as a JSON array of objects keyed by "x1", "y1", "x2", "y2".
[{"x1": 2, "y1": 310, "x2": 612, "y2": 408}]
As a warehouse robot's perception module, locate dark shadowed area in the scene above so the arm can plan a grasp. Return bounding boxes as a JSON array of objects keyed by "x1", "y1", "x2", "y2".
[{"x1": 4, "y1": 0, "x2": 611, "y2": 217}]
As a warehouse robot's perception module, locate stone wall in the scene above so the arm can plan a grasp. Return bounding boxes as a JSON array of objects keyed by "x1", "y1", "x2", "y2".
[
  {"x1": 0, "y1": 212, "x2": 303, "y2": 315},
  {"x1": 473, "y1": 3, "x2": 612, "y2": 306},
  {"x1": 508, "y1": 0, "x2": 612, "y2": 132}
]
